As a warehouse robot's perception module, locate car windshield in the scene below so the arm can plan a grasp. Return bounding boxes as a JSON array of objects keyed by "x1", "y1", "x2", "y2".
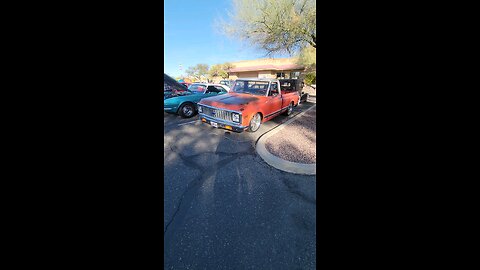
[
  {"x1": 188, "y1": 84, "x2": 206, "y2": 93},
  {"x1": 231, "y1": 80, "x2": 269, "y2": 96}
]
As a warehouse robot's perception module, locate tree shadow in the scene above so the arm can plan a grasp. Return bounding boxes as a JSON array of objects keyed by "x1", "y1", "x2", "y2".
[{"x1": 164, "y1": 122, "x2": 316, "y2": 269}]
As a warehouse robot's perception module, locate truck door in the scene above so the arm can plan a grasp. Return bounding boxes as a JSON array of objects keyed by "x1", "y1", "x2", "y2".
[{"x1": 265, "y1": 82, "x2": 283, "y2": 119}]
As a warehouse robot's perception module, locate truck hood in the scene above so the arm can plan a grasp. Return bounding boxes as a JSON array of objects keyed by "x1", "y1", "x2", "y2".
[{"x1": 198, "y1": 93, "x2": 264, "y2": 111}]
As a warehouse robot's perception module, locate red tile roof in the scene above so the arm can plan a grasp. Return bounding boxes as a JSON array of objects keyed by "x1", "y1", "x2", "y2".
[{"x1": 228, "y1": 64, "x2": 304, "y2": 72}]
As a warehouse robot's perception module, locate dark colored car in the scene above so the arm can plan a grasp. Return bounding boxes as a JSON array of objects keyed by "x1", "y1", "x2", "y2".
[{"x1": 279, "y1": 79, "x2": 309, "y2": 103}]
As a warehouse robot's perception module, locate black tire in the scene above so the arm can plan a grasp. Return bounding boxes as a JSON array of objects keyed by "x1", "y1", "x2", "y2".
[
  {"x1": 247, "y1": 113, "x2": 262, "y2": 132},
  {"x1": 178, "y1": 103, "x2": 196, "y2": 118},
  {"x1": 283, "y1": 102, "x2": 294, "y2": 116}
]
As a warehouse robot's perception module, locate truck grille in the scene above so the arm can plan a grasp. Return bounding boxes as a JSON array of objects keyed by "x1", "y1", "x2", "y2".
[{"x1": 201, "y1": 106, "x2": 233, "y2": 122}]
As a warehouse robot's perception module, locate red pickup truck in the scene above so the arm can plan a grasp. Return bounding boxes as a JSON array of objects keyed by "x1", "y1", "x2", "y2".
[{"x1": 197, "y1": 78, "x2": 300, "y2": 132}]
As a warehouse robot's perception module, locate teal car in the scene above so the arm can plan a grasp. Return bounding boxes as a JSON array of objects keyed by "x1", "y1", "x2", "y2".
[{"x1": 164, "y1": 83, "x2": 230, "y2": 118}]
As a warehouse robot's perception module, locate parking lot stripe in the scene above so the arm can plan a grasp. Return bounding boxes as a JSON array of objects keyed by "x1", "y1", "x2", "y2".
[{"x1": 177, "y1": 120, "x2": 198, "y2": 126}]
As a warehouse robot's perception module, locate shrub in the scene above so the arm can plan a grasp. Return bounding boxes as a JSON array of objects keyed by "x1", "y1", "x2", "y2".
[{"x1": 304, "y1": 72, "x2": 316, "y2": 85}]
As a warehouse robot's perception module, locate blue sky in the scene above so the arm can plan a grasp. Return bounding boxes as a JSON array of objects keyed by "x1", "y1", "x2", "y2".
[{"x1": 164, "y1": 0, "x2": 289, "y2": 78}]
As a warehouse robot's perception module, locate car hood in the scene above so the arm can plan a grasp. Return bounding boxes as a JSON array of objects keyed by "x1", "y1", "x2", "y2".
[
  {"x1": 164, "y1": 73, "x2": 188, "y2": 92},
  {"x1": 164, "y1": 91, "x2": 200, "y2": 100},
  {"x1": 198, "y1": 93, "x2": 265, "y2": 111}
]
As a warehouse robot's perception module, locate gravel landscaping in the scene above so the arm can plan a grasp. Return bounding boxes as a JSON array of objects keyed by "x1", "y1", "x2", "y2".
[{"x1": 265, "y1": 106, "x2": 316, "y2": 164}]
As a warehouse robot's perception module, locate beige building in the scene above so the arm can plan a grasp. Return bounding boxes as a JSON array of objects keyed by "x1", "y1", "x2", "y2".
[{"x1": 228, "y1": 58, "x2": 305, "y2": 80}]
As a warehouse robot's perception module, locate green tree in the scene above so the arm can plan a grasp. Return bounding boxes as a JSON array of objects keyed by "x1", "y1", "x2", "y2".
[
  {"x1": 208, "y1": 64, "x2": 224, "y2": 79},
  {"x1": 185, "y1": 64, "x2": 210, "y2": 81},
  {"x1": 297, "y1": 46, "x2": 316, "y2": 72},
  {"x1": 304, "y1": 71, "x2": 316, "y2": 85},
  {"x1": 208, "y1": 62, "x2": 234, "y2": 79},
  {"x1": 222, "y1": 62, "x2": 234, "y2": 76},
  {"x1": 219, "y1": 0, "x2": 316, "y2": 55},
  {"x1": 296, "y1": 46, "x2": 316, "y2": 84}
]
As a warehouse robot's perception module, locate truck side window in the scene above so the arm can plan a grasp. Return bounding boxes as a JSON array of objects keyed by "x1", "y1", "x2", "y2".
[{"x1": 269, "y1": 82, "x2": 279, "y2": 96}]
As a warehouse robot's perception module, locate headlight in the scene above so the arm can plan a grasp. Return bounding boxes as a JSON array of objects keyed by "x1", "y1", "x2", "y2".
[
  {"x1": 232, "y1": 113, "x2": 240, "y2": 123},
  {"x1": 198, "y1": 105, "x2": 203, "y2": 113}
]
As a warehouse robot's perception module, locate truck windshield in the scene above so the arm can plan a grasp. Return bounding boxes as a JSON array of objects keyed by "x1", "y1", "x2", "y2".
[{"x1": 231, "y1": 80, "x2": 269, "y2": 96}]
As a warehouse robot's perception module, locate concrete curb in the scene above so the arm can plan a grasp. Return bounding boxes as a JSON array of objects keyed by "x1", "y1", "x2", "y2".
[{"x1": 256, "y1": 104, "x2": 317, "y2": 175}]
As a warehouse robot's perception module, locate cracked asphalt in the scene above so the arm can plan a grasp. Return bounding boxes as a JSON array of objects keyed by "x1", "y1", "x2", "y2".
[{"x1": 164, "y1": 100, "x2": 316, "y2": 269}]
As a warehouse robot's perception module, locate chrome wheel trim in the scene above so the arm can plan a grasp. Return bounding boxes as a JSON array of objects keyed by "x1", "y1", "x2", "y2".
[
  {"x1": 250, "y1": 113, "x2": 261, "y2": 131},
  {"x1": 182, "y1": 104, "x2": 193, "y2": 116},
  {"x1": 288, "y1": 103, "x2": 293, "y2": 114}
]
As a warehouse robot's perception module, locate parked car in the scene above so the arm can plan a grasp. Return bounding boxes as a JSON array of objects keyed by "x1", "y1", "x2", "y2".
[
  {"x1": 197, "y1": 78, "x2": 300, "y2": 132},
  {"x1": 164, "y1": 83, "x2": 230, "y2": 118},
  {"x1": 279, "y1": 79, "x2": 309, "y2": 103},
  {"x1": 219, "y1": 80, "x2": 234, "y2": 88}
]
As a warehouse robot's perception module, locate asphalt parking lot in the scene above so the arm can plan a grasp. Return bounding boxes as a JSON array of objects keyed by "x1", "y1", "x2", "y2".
[{"x1": 164, "y1": 99, "x2": 317, "y2": 269}]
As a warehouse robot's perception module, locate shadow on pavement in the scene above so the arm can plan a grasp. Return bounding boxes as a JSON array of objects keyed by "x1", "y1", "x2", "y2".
[{"x1": 164, "y1": 123, "x2": 316, "y2": 269}]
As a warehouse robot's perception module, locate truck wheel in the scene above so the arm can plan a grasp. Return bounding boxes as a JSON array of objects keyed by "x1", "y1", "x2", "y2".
[
  {"x1": 247, "y1": 113, "x2": 262, "y2": 132},
  {"x1": 179, "y1": 103, "x2": 196, "y2": 118},
  {"x1": 283, "y1": 102, "x2": 294, "y2": 116}
]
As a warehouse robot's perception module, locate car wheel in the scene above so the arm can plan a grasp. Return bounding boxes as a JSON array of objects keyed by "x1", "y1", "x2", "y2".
[
  {"x1": 247, "y1": 113, "x2": 262, "y2": 132},
  {"x1": 179, "y1": 103, "x2": 196, "y2": 118},
  {"x1": 283, "y1": 102, "x2": 294, "y2": 116}
]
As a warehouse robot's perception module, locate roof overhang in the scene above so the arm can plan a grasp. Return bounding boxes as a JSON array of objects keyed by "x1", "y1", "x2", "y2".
[{"x1": 228, "y1": 64, "x2": 305, "y2": 73}]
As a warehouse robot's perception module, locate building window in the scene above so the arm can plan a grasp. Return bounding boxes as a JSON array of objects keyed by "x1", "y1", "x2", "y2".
[
  {"x1": 290, "y1": 71, "x2": 300, "y2": 79},
  {"x1": 276, "y1": 72, "x2": 285, "y2": 79}
]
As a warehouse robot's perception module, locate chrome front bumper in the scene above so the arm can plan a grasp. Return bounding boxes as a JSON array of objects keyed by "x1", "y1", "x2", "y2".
[{"x1": 199, "y1": 113, "x2": 248, "y2": 132}]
